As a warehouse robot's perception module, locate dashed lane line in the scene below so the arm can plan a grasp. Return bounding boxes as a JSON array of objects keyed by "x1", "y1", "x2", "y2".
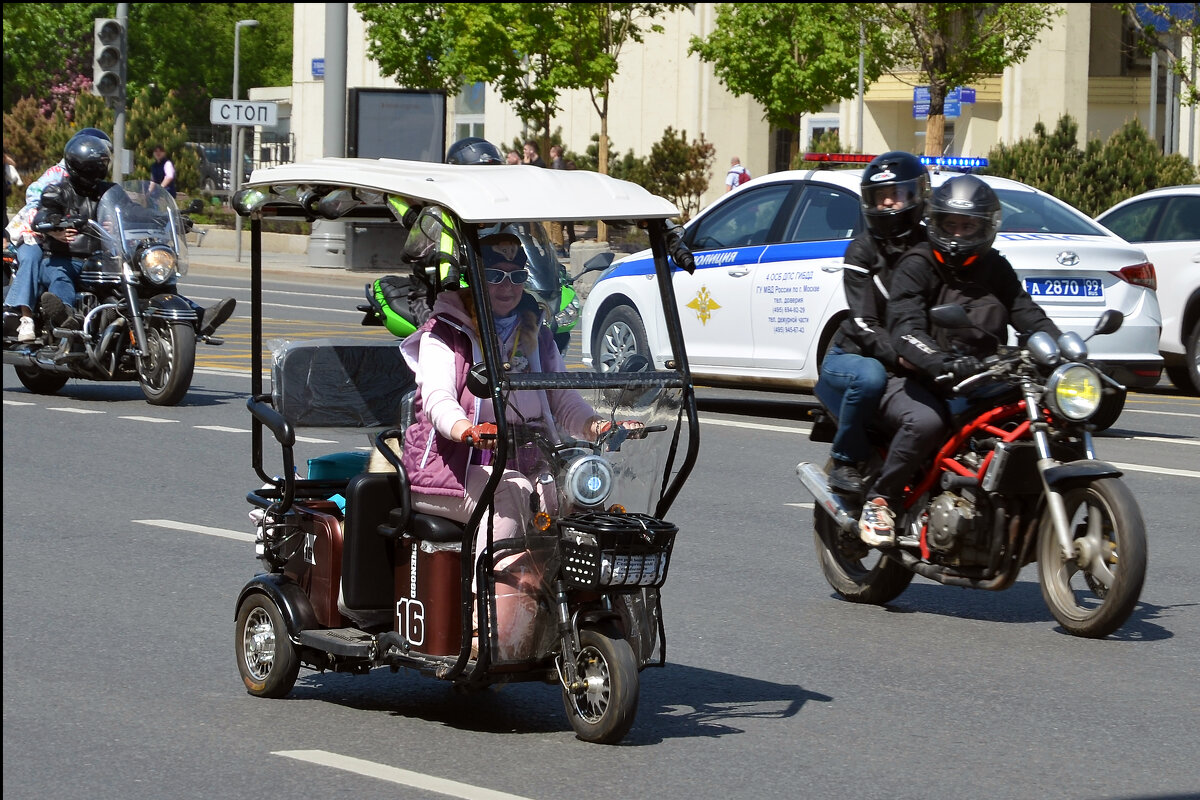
[
  {"x1": 47, "y1": 407, "x2": 105, "y2": 414},
  {"x1": 274, "y1": 750, "x2": 535, "y2": 800},
  {"x1": 133, "y1": 519, "x2": 255, "y2": 542},
  {"x1": 119, "y1": 415, "x2": 177, "y2": 423}
]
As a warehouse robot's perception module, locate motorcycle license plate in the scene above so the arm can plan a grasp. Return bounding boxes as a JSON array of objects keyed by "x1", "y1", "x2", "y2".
[{"x1": 1023, "y1": 276, "x2": 1103, "y2": 301}]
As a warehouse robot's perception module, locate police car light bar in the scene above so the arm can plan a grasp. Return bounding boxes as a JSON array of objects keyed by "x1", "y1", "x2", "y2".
[{"x1": 802, "y1": 153, "x2": 988, "y2": 169}]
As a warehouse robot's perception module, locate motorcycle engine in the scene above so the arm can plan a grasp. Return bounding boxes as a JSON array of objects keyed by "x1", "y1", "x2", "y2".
[{"x1": 926, "y1": 491, "x2": 987, "y2": 564}]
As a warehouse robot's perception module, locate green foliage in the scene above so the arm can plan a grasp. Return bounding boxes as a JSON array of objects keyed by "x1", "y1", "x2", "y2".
[
  {"x1": 3, "y1": 3, "x2": 293, "y2": 127},
  {"x1": 640, "y1": 127, "x2": 716, "y2": 221},
  {"x1": 126, "y1": 89, "x2": 197, "y2": 190},
  {"x1": 1, "y1": 97, "x2": 56, "y2": 178},
  {"x1": 689, "y1": 4, "x2": 889, "y2": 130},
  {"x1": 984, "y1": 115, "x2": 1199, "y2": 217},
  {"x1": 1114, "y1": 2, "x2": 1199, "y2": 107}
]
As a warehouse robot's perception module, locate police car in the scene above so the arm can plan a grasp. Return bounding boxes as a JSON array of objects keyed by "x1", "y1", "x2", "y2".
[{"x1": 581, "y1": 155, "x2": 1163, "y2": 427}]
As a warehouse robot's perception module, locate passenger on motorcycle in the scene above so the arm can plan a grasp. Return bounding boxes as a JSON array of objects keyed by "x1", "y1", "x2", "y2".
[
  {"x1": 862, "y1": 174, "x2": 1061, "y2": 547},
  {"x1": 399, "y1": 257, "x2": 640, "y2": 654},
  {"x1": 814, "y1": 151, "x2": 929, "y2": 498},
  {"x1": 3, "y1": 128, "x2": 108, "y2": 341}
]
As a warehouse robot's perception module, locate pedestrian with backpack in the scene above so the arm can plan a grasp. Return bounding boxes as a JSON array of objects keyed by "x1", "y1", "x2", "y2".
[{"x1": 725, "y1": 156, "x2": 751, "y2": 192}]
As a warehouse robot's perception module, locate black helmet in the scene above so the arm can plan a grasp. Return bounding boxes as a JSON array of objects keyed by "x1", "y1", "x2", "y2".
[
  {"x1": 70, "y1": 127, "x2": 112, "y2": 145},
  {"x1": 63, "y1": 133, "x2": 112, "y2": 191},
  {"x1": 925, "y1": 174, "x2": 1002, "y2": 270},
  {"x1": 446, "y1": 137, "x2": 503, "y2": 165},
  {"x1": 860, "y1": 151, "x2": 929, "y2": 253}
]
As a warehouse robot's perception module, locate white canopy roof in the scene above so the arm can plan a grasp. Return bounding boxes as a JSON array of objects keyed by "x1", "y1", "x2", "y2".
[{"x1": 243, "y1": 157, "x2": 679, "y2": 224}]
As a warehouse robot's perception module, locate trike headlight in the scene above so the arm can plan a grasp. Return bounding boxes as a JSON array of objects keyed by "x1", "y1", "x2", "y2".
[
  {"x1": 564, "y1": 454, "x2": 614, "y2": 507},
  {"x1": 1045, "y1": 363, "x2": 1102, "y2": 421},
  {"x1": 139, "y1": 245, "x2": 177, "y2": 284}
]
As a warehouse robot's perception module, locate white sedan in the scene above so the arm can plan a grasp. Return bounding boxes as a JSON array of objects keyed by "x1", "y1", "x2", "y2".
[
  {"x1": 1096, "y1": 184, "x2": 1200, "y2": 395},
  {"x1": 581, "y1": 164, "x2": 1164, "y2": 429}
]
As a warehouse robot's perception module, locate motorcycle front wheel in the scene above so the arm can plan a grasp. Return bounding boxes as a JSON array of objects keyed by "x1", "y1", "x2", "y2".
[
  {"x1": 139, "y1": 317, "x2": 195, "y2": 406},
  {"x1": 812, "y1": 509, "x2": 914, "y2": 605},
  {"x1": 1037, "y1": 478, "x2": 1147, "y2": 638},
  {"x1": 235, "y1": 593, "x2": 300, "y2": 698},
  {"x1": 561, "y1": 623, "x2": 639, "y2": 744}
]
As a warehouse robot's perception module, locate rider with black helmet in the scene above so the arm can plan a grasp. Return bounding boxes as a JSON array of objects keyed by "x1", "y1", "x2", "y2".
[
  {"x1": 445, "y1": 137, "x2": 504, "y2": 165},
  {"x1": 814, "y1": 151, "x2": 930, "y2": 502},
  {"x1": 855, "y1": 173, "x2": 1061, "y2": 547}
]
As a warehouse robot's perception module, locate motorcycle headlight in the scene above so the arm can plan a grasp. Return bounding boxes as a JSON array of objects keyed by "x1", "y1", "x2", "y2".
[
  {"x1": 554, "y1": 297, "x2": 581, "y2": 330},
  {"x1": 563, "y1": 454, "x2": 614, "y2": 507},
  {"x1": 139, "y1": 245, "x2": 177, "y2": 285},
  {"x1": 1045, "y1": 363, "x2": 1103, "y2": 421}
]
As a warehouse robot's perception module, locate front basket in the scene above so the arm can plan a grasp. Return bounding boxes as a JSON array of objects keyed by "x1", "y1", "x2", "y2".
[{"x1": 557, "y1": 511, "x2": 677, "y2": 590}]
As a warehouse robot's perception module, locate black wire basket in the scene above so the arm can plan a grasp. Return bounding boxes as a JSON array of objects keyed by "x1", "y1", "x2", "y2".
[{"x1": 556, "y1": 511, "x2": 677, "y2": 590}]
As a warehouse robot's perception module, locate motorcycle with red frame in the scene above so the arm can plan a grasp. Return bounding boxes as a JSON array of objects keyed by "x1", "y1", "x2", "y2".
[
  {"x1": 229, "y1": 158, "x2": 701, "y2": 744},
  {"x1": 798, "y1": 304, "x2": 1147, "y2": 639}
]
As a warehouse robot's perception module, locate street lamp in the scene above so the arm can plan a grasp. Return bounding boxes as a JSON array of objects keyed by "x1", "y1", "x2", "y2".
[{"x1": 233, "y1": 19, "x2": 258, "y2": 261}]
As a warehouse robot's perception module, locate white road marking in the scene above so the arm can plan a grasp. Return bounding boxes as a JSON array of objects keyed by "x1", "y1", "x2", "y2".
[
  {"x1": 47, "y1": 407, "x2": 105, "y2": 414},
  {"x1": 194, "y1": 425, "x2": 250, "y2": 433},
  {"x1": 120, "y1": 415, "x2": 177, "y2": 423},
  {"x1": 785, "y1": 502, "x2": 815, "y2": 509},
  {"x1": 274, "y1": 750, "x2": 534, "y2": 800},
  {"x1": 3, "y1": 400, "x2": 36, "y2": 406},
  {"x1": 1121, "y1": 435, "x2": 1200, "y2": 447},
  {"x1": 133, "y1": 519, "x2": 255, "y2": 542},
  {"x1": 296, "y1": 435, "x2": 338, "y2": 444},
  {"x1": 701, "y1": 416, "x2": 812, "y2": 434},
  {"x1": 1111, "y1": 462, "x2": 1200, "y2": 479},
  {"x1": 1125, "y1": 408, "x2": 1200, "y2": 418}
]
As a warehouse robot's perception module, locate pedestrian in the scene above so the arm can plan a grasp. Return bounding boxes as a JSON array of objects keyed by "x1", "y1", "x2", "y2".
[
  {"x1": 725, "y1": 156, "x2": 751, "y2": 192},
  {"x1": 4, "y1": 152, "x2": 22, "y2": 235},
  {"x1": 548, "y1": 145, "x2": 576, "y2": 250},
  {"x1": 505, "y1": 151, "x2": 521, "y2": 165},
  {"x1": 522, "y1": 141, "x2": 546, "y2": 168},
  {"x1": 150, "y1": 145, "x2": 177, "y2": 197}
]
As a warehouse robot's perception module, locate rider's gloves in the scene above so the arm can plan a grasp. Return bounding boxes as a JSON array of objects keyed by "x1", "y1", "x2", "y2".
[
  {"x1": 596, "y1": 420, "x2": 644, "y2": 436},
  {"x1": 944, "y1": 355, "x2": 983, "y2": 382},
  {"x1": 460, "y1": 423, "x2": 498, "y2": 448}
]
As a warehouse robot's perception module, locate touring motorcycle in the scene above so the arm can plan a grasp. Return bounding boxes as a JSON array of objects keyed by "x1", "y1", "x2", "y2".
[
  {"x1": 798, "y1": 304, "x2": 1147, "y2": 639},
  {"x1": 229, "y1": 158, "x2": 700, "y2": 743},
  {"x1": 3, "y1": 180, "x2": 216, "y2": 406}
]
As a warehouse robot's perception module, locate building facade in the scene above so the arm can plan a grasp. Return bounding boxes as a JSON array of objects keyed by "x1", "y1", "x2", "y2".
[{"x1": 267, "y1": 3, "x2": 1197, "y2": 208}]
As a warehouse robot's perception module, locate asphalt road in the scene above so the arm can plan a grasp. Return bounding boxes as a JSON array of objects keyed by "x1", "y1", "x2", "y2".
[{"x1": 4, "y1": 267, "x2": 1199, "y2": 800}]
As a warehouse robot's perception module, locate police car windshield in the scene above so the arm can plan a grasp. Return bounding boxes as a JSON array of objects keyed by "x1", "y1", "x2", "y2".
[{"x1": 994, "y1": 188, "x2": 1107, "y2": 236}]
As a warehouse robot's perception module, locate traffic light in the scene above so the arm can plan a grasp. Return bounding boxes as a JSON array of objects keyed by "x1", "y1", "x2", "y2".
[{"x1": 93, "y1": 18, "x2": 125, "y2": 103}]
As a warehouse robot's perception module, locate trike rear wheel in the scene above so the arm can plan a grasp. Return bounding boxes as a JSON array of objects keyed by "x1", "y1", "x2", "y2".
[
  {"x1": 235, "y1": 594, "x2": 300, "y2": 698},
  {"x1": 561, "y1": 624, "x2": 639, "y2": 744}
]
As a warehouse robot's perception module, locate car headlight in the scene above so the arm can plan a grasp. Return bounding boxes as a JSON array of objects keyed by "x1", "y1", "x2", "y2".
[
  {"x1": 139, "y1": 245, "x2": 177, "y2": 284},
  {"x1": 554, "y1": 296, "x2": 581, "y2": 330},
  {"x1": 1045, "y1": 363, "x2": 1103, "y2": 421},
  {"x1": 563, "y1": 453, "x2": 614, "y2": 507}
]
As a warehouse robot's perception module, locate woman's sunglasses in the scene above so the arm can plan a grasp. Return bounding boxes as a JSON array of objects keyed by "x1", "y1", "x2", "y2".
[{"x1": 484, "y1": 268, "x2": 530, "y2": 285}]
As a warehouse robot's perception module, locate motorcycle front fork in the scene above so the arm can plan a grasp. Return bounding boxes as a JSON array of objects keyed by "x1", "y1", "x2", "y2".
[
  {"x1": 552, "y1": 580, "x2": 610, "y2": 694},
  {"x1": 1029, "y1": 409, "x2": 1093, "y2": 563}
]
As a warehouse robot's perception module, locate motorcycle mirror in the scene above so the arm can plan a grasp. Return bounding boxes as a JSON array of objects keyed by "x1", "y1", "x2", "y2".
[
  {"x1": 186, "y1": 198, "x2": 204, "y2": 214},
  {"x1": 930, "y1": 303, "x2": 972, "y2": 328},
  {"x1": 571, "y1": 251, "x2": 615, "y2": 283},
  {"x1": 466, "y1": 362, "x2": 491, "y2": 398},
  {"x1": 1090, "y1": 309, "x2": 1124, "y2": 338}
]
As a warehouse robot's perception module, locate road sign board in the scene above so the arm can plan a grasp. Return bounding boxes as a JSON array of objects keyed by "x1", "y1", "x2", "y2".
[
  {"x1": 312, "y1": 58, "x2": 325, "y2": 79},
  {"x1": 209, "y1": 99, "x2": 278, "y2": 127},
  {"x1": 913, "y1": 86, "x2": 961, "y2": 119}
]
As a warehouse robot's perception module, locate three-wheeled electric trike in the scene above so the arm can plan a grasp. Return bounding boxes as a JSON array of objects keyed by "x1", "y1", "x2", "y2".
[{"x1": 229, "y1": 158, "x2": 701, "y2": 743}]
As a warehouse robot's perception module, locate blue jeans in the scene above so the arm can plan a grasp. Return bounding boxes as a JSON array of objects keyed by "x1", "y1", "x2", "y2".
[
  {"x1": 3, "y1": 244, "x2": 81, "y2": 311},
  {"x1": 814, "y1": 347, "x2": 889, "y2": 464}
]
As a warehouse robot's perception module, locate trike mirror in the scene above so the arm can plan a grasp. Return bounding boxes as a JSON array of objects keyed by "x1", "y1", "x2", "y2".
[{"x1": 466, "y1": 361, "x2": 491, "y2": 398}]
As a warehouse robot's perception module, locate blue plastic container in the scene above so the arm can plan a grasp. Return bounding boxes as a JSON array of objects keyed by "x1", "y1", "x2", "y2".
[{"x1": 307, "y1": 451, "x2": 370, "y2": 480}]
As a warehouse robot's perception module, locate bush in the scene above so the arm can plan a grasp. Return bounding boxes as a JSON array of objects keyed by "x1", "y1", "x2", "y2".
[{"x1": 985, "y1": 115, "x2": 1199, "y2": 217}]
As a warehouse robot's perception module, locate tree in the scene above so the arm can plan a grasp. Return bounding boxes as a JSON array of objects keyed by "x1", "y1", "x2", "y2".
[
  {"x1": 2, "y1": 3, "x2": 292, "y2": 127},
  {"x1": 1116, "y1": 3, "x2": 1199, "y2": 108},
  {"x1": 689, "y1": 4, "x2": 890, "y2": 133},
  {"x1": 641, "y1": 127, "x2": 715, "y2": 221},
  {"x1": 870, "y1": 3, "x2": 1063, "y2": 157}
]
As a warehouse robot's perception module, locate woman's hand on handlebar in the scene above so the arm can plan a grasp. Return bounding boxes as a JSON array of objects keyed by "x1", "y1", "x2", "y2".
[
  {"x1": 593, "y1": 419, "x2": 644, "y2": 438},
  {"x1": 457, "y1": 422, "x2": 498, "y2": 449}
]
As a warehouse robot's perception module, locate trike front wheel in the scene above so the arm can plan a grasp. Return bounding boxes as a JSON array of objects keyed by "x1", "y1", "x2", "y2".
[
  {"x1": 561, "y1": 624, "x2": 639, "y2": 744},
  {"x1": 235, "y1": 594, "x2": 300, "y2": 698}
]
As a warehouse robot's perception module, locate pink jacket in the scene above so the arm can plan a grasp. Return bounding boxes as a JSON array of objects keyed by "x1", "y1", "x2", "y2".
[{"x1": 400, "y1": 291, "x2": 596, "y2": 497}]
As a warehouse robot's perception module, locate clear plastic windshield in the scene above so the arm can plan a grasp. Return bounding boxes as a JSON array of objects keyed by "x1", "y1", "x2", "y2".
[{"x1": 93, "y1": 180, "x2": 190, "y2": 275}]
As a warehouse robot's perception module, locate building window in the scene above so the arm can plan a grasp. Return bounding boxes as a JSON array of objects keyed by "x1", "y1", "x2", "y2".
[{"x1": 453, "y1": 82, "x2": 486, "y2": 143}]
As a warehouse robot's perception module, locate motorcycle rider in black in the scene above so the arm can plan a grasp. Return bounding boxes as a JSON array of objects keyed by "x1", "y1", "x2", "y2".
[
  {"x1": 861, "y1": 174, "x2": 1061, "y2": 547},
  {"x1": 30, "y1": 133, "x2": 115, "y2": 330}
]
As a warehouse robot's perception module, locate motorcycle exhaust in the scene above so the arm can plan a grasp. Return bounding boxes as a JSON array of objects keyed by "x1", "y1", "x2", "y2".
[
  {"x1": 1, "y1": 349, "x2": 73, "y2": 373},
  {"x1": 796, "y1": 462, "x2": 859, "y2": 535}
]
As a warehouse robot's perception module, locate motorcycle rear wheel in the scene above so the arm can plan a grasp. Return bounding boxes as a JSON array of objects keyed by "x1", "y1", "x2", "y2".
[
  {"x1": 1037, "y1": 478, "x2": 1147, "y2": 638},
  {"x1": 561, "y1": 623, "x2": 639, "y2": 744},
  {"x1": 139, "y1": 318, "x2": 195, "y2": 406},
  {"x1": 15, "y1": 366, "x2": 68, "y2": 395},
  {"x1": 235, "y1": 594, "x2": 300, "y2": 698},
  {"x1": 812, "y1": 510, "x2": 914, "y2": 605}
]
